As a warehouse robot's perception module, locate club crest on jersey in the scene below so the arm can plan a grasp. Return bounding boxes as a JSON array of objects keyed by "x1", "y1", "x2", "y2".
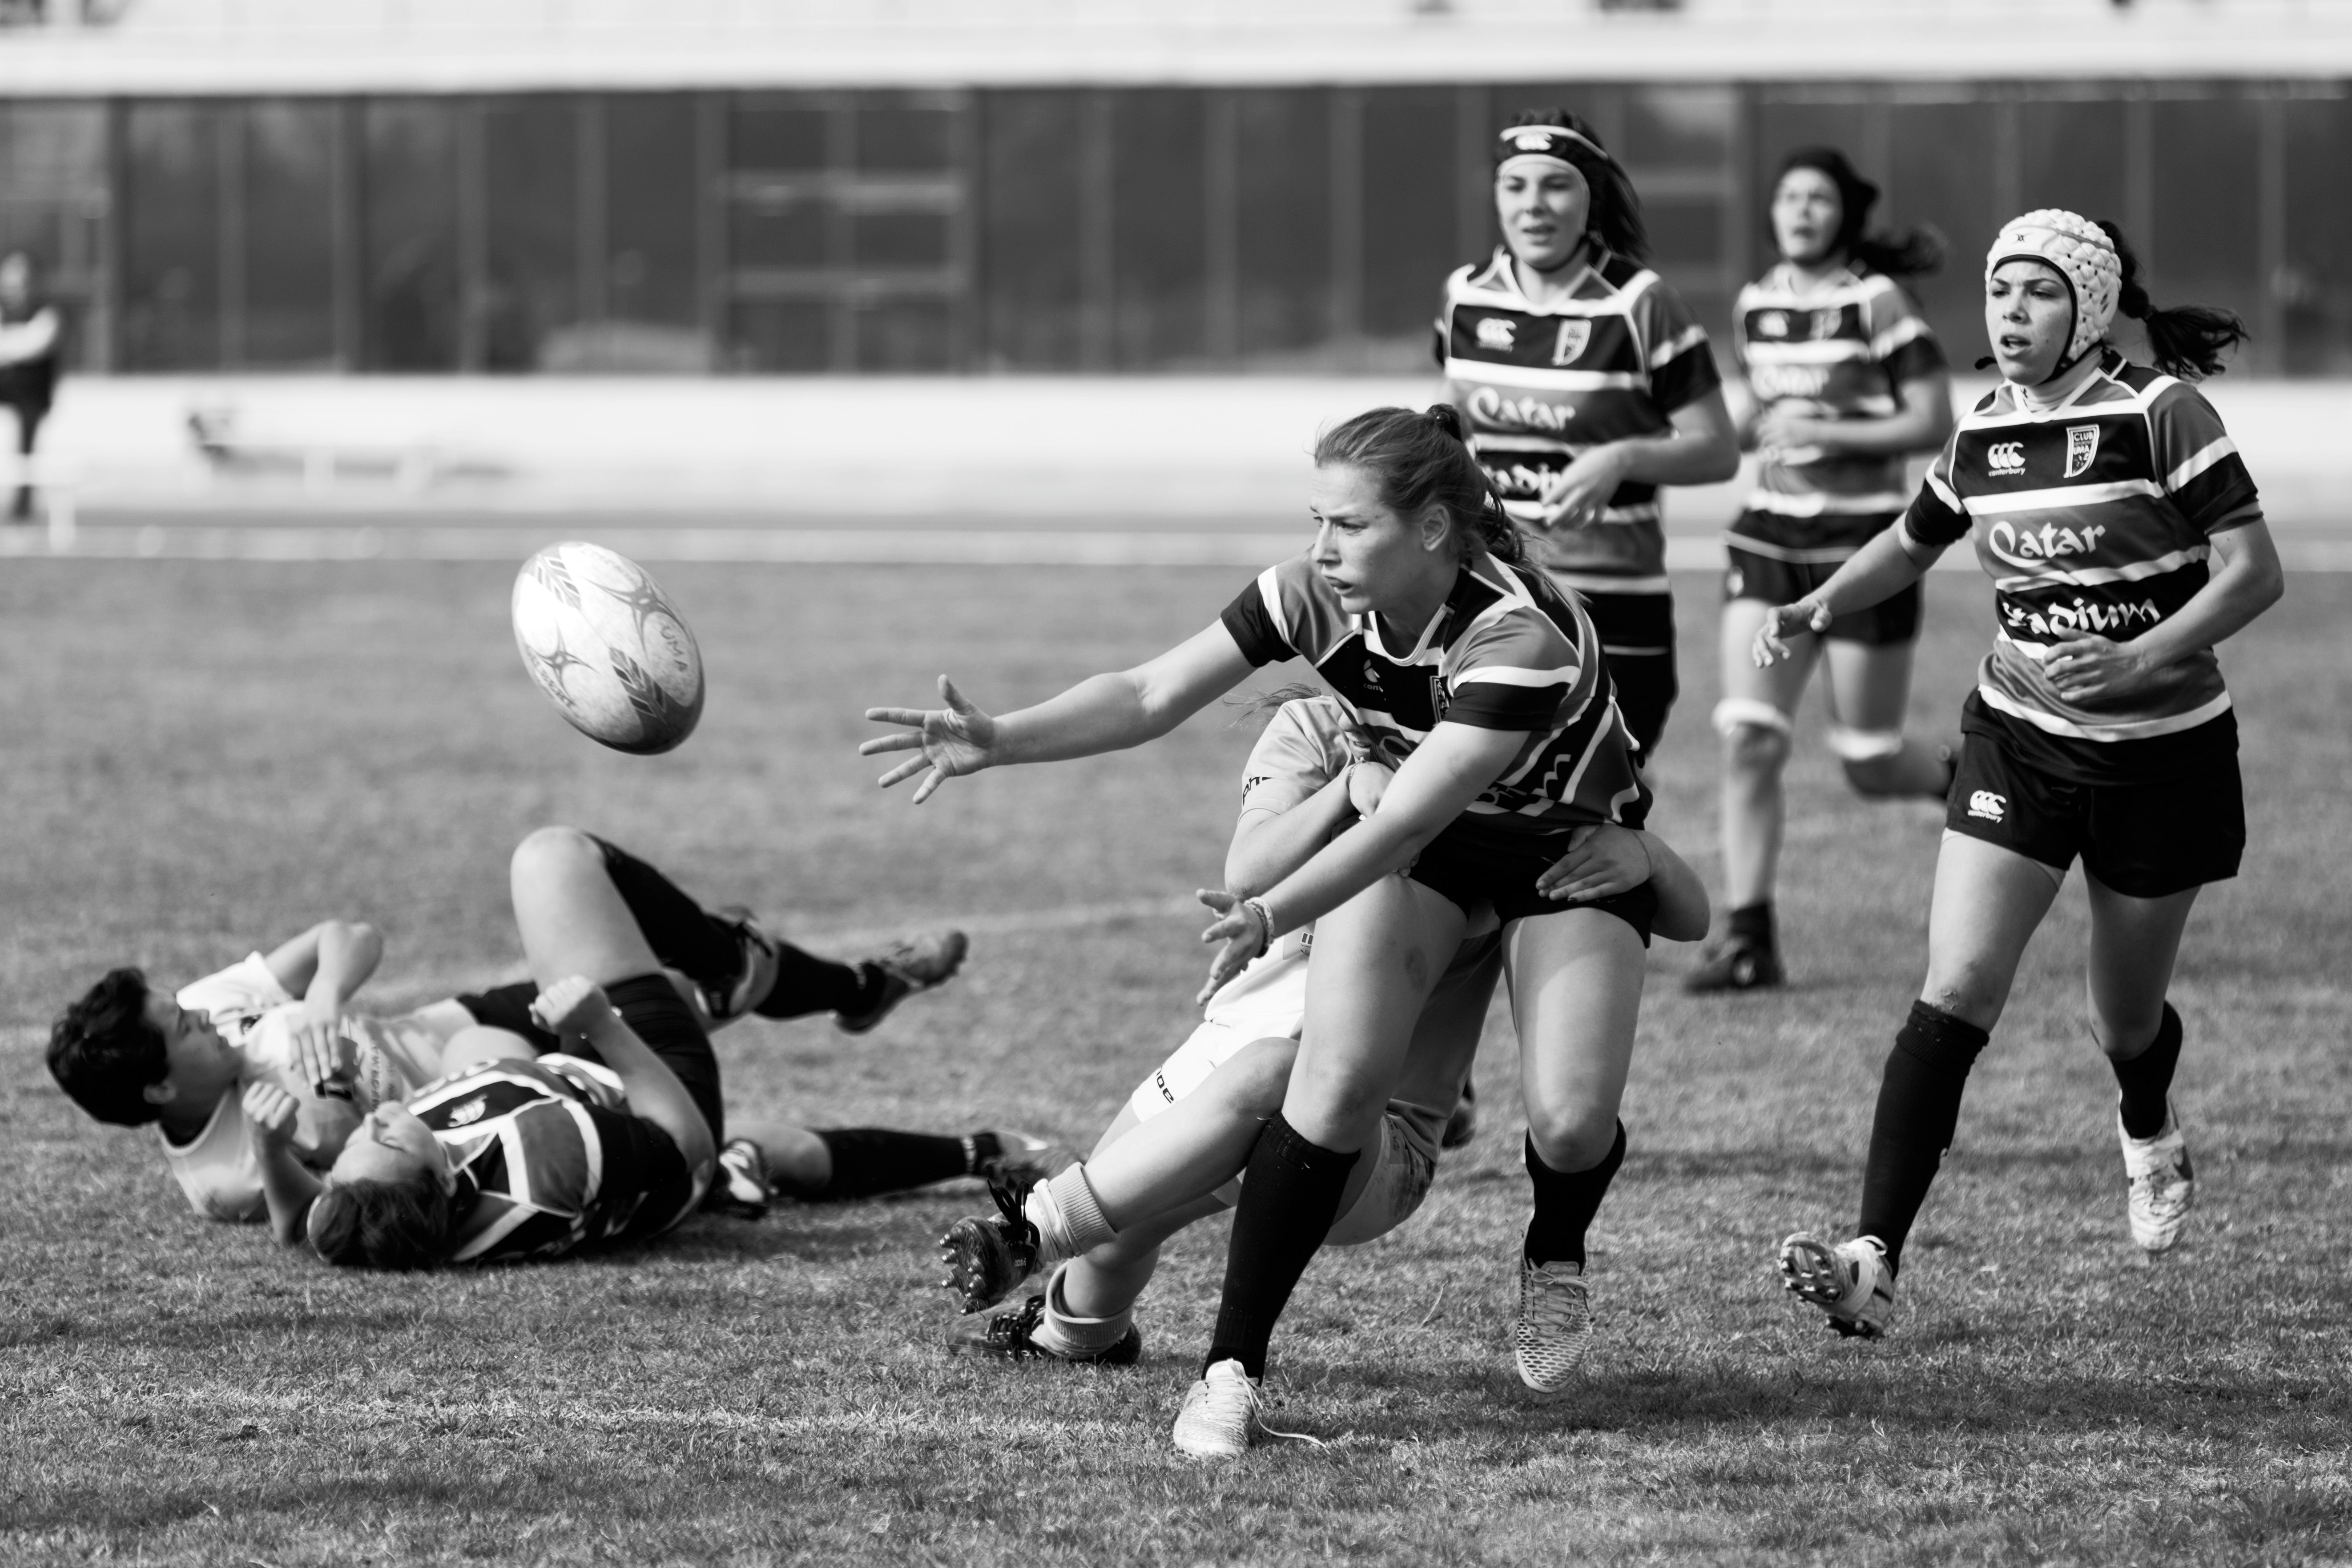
[
  {"x1": 1550, "y1": 320, "x2": 1590, "y2": 365},
  {"x1": 1755, "y1": 310, "x2": 1789, "y2": 339},
  {"x1": 1475, "y1": 317, "x2": 1516, "y2": 351},
  {"x1": 2063, "y1": 424, "x2": 2100, "y2": 479},
  {"x1": 1987, "y1": 441, "x2": 2026, "y2": 475}
]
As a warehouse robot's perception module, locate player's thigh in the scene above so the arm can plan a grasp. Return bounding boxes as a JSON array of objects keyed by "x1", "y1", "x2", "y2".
[
  {"x1": 1284, "y1": 878, "x2": 1465, "y2": 1150},
  {"x1": 1821, "y1": 637, "x2": 1919, "y2": 734},
  {"x1": 1920, "y1": 832, "x2": 2066, "y2": 1028},
  {"x1": 2081, "y1": 875, "x2": 2201, "y2": 1052},
  {"x1": 1505, "y1": 906, "x2": 1647, "y2": 1162},
  {"x1": 1717, "y1": 594, "x2": 1820, "y2": 717},
  {"x1": 509, "y1": 825, "x2": 665, "y2": 987}
]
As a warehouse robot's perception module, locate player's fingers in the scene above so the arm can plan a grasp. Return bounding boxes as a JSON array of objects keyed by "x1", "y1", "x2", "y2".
[
  {"x1": 858, "y1": 731, "x2": 927, "y2": 756},
  {"x1": 938, "y1": 675, "x2": 974, "y2": 713},
  {"x1": 875, "y1": 755, "x2": 931, "y2": 789},
  {"x1": 863, "y1": 706, "x2": 936, "y2": 728},
  {"x1": 1196, "y1": 889, "x2": 1236, "y2": 913},
  {"x1": 909, "y1": 767, "x2": 946, "y2": 805}
]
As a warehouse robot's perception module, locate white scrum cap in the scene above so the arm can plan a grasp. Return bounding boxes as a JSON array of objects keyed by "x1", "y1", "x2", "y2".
[{"x1": 1985, "y1": 209, "x2": 2122, "y2": 369}]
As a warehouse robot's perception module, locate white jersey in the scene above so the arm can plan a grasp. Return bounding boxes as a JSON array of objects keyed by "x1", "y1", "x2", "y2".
[{"x1": 157, "y1": 955, "x2": 475, "y2": 1222}]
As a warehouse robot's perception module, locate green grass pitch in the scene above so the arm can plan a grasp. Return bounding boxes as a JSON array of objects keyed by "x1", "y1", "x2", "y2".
[{"x1": 2, "y1": 558, "x2": 2347, "y2": 1565}]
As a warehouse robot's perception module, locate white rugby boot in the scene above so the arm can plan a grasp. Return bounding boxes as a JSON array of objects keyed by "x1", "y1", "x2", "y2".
[
  {"x1": 1778, "y1": 1232, "x2": 1896, "y2": 1339},
  {"x1": 2118, "y1": 1102, "x2": 2194, "y2": 1253},
  {"x1": 1171, "y1": 1359, "x2": 1269, "y2": 1459},
  {"x1": 1512, "y1": 1256, "x2": 1594, "y2": 1392}
]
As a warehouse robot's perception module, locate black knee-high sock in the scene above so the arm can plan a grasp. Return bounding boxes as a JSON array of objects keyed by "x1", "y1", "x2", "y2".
[
  {"x1": 1202, "y1": 1114, "x2": 1360, "y2": 1381},
  {"x1": 596, "y1": 840, "x2": 743, "y2": 989},
  {"x1": 797, "y1": 1128, "x2": 989, "y2": 1201},
  {"x1": 1856, "y1": 1001, "x2": 1991, "y2": 1275},
  {"x1": 754, "y1": 949, "x2": 879, "y2": 1020},
  {"x1": 2112, "y1": 1002, "x2": 2183, "y2": 1140},
  {"x1": 1522, "y1": 1121, "x2": 1627, "y2": 1269}
]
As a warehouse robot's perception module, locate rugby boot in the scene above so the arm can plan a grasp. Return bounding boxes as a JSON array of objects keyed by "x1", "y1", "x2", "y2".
[
  {"x1": 1171, "y1": 1359, "x2": 1269, "y2": 1458},
  {"x1": 938, "y1": 1167, "x2": 1045, "y2": 1314},
  {"x1": 2118, "y1": 1102, "x2": 2194, "y2": 1253},
  {"x1": 702, "y1": 1137, "x2": 774, "y2": 1220},
  {"x1": 1684, "y1": 933, "x2": 1784, "y2": 994},
  {"x1": 1512, "y1": 1256, "x2": 1594, "y2": 1392},
  {"x1": 945, "y1": 1293, "x2": 1142, "y2": 1366},
  {"x1": 1779, "y1": 1232, "x2": 1895, "y2": 1339},
  {"x1": 837, "y1": 930, "x2": 970, "y2": 1033},
  {"x1": 969, "y1": 1130, "x2": 1075, "y2": 1188}
]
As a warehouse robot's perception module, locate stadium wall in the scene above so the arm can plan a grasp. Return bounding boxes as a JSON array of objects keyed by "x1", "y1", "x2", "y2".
[{"x1": 2, "y1": 25, "x2": 2347, "y2": 378}]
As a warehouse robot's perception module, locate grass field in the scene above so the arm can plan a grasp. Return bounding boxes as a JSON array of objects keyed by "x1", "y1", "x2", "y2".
[{"x1": 3, "y1": 554, "x2": 2348, "y2": 1566}]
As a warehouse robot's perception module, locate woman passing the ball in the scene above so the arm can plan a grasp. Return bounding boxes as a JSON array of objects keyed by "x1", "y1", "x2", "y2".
[
  {"x1": 1438, "y1": 110, "x2": 1741, "y2": 760},
  {"x1": 1765, "y1": 212, "x2": 2283, "y2": 1339},
  {"x1": 1691, "y1": 147, "x2": 1957, "y2": 994},
  {"x1": 867, "y1": 405, "x2": 1706, "y2": 1456}
]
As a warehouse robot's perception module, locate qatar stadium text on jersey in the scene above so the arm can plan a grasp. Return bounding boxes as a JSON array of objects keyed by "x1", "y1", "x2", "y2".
[
  {"x1": 1734, "y1": 262, "x2": 1947, "y2": 559},
  {"x1": 1438, "y1": 245, "x2": 1722, "y2": 593},
  {"x1": 1901, "y1": 350, "x2": 2261, "y2": 780},
  {"x1": 1220, "y1": 551, "x2": 1647, "y2": 835}
]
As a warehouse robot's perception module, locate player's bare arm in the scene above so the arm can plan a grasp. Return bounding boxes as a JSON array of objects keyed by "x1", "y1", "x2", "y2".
[
  {"x1": 1754, "y1": 523, "x2": 1945, "y2": 665},
  {"x1": 1222, "y1": 760, "x2": 1390, "y2": 900},
  {"x1": 243, "y1": 1080, "x2": 325, "y2": 1248},
  {"x1": 1541, "y1": 389, "x2": 1740, "y2": 530},
  {"x1": 531, "y1": 977, "x2": 717, "y2": 1190}
]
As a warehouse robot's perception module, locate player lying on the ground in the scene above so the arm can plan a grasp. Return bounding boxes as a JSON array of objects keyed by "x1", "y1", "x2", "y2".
[
  {"x1": 238, "y1": 827, "x2": 1050, "y2": 1267},
  {"x1": 933, "y1": 693, "x2": 1705, "y2": 1372},
  {"x1": 45, "y1": 827, "x2": 980, "y2": 1224}
]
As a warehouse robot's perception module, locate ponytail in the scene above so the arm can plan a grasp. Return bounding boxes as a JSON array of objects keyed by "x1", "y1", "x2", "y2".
[
  {"x1": 2098, "y1": 219, "x2": 2247, "y2": 380},
  {"x1": 1850, "y1": 227, "x2": 1944, "y2": 281},
  {"x1": 1314, "y1": 404, "x2": 1527, "y2": 566}
]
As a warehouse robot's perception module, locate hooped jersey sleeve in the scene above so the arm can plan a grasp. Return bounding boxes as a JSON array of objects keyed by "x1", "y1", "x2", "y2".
[
  {"x1": 1867, "y1": 276, "x2": 1946, "y2": 386},
  {"x1": 1635, "y1": 275, "x2": 1723, "y2": 415},
  {"x1": 1899, "y1": 410, "x2": 1982, "y2": 550},
  {"x1": 1220, "y1": 556, "x2": 1349, "y2": 670},
  {"x1": 1442, "y1": 601, "x2": 1580, "y2": 732},
  {"x1": 1240, "y1": 698, "x2": 1360, "y2": 816},
  {"x1": 2148, "y1": 382, "x2": 2262, "y2": 535}
]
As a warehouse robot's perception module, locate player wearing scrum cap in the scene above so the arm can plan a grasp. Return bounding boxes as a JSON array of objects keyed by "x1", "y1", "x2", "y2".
[
  {"x1": 1438, "y1": 110, "x2": 1741, "y2": 762},
  {"x1": 44, "y1": 829, "x2": 978, "y2": 1226},
  {"x1": 1692, "y1": 147, "x2": 1959, "y2": 993},
  {"x1": 1757, "y1": 211, "x2": 2282, "y2": 1338}
]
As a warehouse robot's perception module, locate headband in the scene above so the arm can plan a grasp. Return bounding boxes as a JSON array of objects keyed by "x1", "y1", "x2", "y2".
[
  {"x1": 1494, "y1": 124, "x2": 1608, "y2": 171},
  {"x1": 1986, "y1": 209, "x2": 2121, "y2": 374}
]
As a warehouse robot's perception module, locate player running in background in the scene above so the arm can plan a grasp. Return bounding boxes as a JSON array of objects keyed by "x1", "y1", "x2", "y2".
[
  {"x1": 1690, "y1": 148, "x2": 1958, "y2": 993},
  {"x1": 0, "y1": 252, "x2": 62, "y2": 524},
  {"x1": 1762, "y1": 212, "x2": 2282, "y2": 1338},
  {"x1": 866, "y1": 406, "x2": 1707, "y2": 1458},
  {"x1": 937, "y1": 693, "x2": 1704, "y2": 1372},
  {"x1": 45, "y1": 828, "x2": 981, "y2": 1224},
  {"x1": 1439, "y1": 110, "x2": 1740, "y2": 761}
]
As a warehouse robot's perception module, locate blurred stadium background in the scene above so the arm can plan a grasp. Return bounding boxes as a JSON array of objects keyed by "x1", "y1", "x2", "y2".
[{"x1": 0, "y1": 0, "x2": 2347, "y2": 531}]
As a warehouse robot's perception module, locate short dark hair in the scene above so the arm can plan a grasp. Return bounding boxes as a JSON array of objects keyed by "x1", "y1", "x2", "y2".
[
  {"x1": 1314, "y1": 404, "x2": 1526, "y2": 565},
  {"x1": 47, "y1": 968, "x2": 169, "y2": 1127},
  {"x1": 1498, "y1": 109, "x2": 1650, "y2": 264},
  {"x1": 308, "y1": 1173, "x2": 454, "y2": 1270}
]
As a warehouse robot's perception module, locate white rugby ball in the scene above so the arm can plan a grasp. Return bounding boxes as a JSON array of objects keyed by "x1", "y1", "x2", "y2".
[{"x1": 511, "y1": 542, "x2": 705, "y2": 755}]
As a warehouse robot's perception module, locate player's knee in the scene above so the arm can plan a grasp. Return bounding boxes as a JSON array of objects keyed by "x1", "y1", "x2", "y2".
[
  {"x1": 510, "y1": 824, "x2": 599, "y2": 885},
  {"x1": 1920, "y1": 965, "x2": 2007, "y2": 1030},
  {"x1": 1830, "y1": 727, "x2": 1909, "y2": 795},
  {"x1": 1713, "y1": 699, "x2": 1792, "y2": 773},
  {"x1": 2088, "y1": 1001, "x2": 2167, "y2": 1059},
  {"x1": 1207, "y1": 1037, "x2": 1299, "y2": 1117},
  {"x1": 1525, "y1": 1104, "x2": 1617, "y2": 1172}
]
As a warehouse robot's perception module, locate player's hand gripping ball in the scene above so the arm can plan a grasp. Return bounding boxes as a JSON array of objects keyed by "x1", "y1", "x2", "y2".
[{"x1": 511, "y1": 542, "x2": 704, "y2": 755}]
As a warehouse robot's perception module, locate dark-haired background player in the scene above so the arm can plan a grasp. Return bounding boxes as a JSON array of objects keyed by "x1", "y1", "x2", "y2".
[
  {"x1": 1439, "y1": 110, "x2": 1740, "y2": 762},
  {"x1": 1691, "y1": 148, "x2": 1958, "y2": 993},
  {"x1": 0, "y1": 251, "x2": 61, "y2": 524},
  {"x1": 46, "y1": 827, "x2": 982, "y2": 1224},
  {"x1": 1763, "y1": 211, "x2": 2283, "y2": 1339}
]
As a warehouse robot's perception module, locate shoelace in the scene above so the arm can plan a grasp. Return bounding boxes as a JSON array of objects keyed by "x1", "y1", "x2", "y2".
[
  {"x1": 1193, "y1": 1374, "x2": 1326, "y2": 1450},
  {"x1": 1521, "y1": 1266, "x2": 1588, "y2": 1335}
]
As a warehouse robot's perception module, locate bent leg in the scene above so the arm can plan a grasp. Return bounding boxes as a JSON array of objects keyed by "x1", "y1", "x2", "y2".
[
  {"x1": 1823, "y1": 639, "x2": 1951, "y2": 799},
  {"x1": 1715, "y1": 597, "x2": 1817, "y2": 912}
]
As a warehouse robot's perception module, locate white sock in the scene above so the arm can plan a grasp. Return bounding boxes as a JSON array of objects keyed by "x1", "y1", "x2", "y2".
[
  {"x1": 1032, "y1": 1265, "x2": 1133, "y2": 1358},
  {"x1": 1024, "y1": 1164, "x2": 1117, "y2": 1266}
]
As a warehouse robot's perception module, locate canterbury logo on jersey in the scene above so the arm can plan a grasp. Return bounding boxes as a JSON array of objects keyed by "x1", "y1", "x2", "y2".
[
  {"x1": 1966, "y1": 790, "x2": 2006, "y2": 822},
  {"x1": 1476, "y1": 318, "x2": 1516, "y2": 350},
  {"x1": 1987, "y1": 442, "x2": 2026, "y2": 474}
]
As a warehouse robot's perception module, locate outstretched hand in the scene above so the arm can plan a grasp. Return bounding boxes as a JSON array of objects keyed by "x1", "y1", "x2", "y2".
[
  {"x1": 1752, "y1": 599, "x2": 1832, "y2": 667},
  {"x1": 1194, "y1": 889, "x2": 1270, "y2": 1005},
  {"x1": 860, "y1": 675, "x2": 1001, "y2": 804}
]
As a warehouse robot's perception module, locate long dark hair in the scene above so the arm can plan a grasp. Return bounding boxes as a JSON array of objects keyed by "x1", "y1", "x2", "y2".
[
  {"x1": 1498, "y1": 109, "x2": 1649, "y2": 264},
  {"x1": 1313, "y1": 405, "x2": 1525, "y2": 565},
  {"x1": 2098, "y1": 219, "x2": 2247, "y2": 380},
  {"x1": 309, "y1": 1172, "x2": 455, "y2": 1270},
  {"x1": 1773, "y1": 147, "x2": 1942, "y2": 279}
]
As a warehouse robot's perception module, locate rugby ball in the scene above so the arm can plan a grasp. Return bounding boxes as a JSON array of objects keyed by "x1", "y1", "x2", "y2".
[{"x1": 511, "y1": 542, "x2": 704, "y2": 755}]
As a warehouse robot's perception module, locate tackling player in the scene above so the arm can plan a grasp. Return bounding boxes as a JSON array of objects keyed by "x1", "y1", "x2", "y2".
[
  {"x1": 1692, "y1": 148, "x2": 1957, "y2": 993},
  {"x1": 934, "y1": 694, "x2": 1704, "y2": 1376},
  {"x1": 1439, "y1": 110, "x2": 1741, "y2": 760},
  {"x1": 1758, "y1": 212, "x2": 2282, "y2": 1338},
  {"x1": 45, "y1": 830, "x2": 978, "y2": 1224}
]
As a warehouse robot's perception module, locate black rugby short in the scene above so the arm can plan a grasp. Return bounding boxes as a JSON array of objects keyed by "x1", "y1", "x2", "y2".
[
  {"x1": 1724, "y1": 539, "x2": 1921, "y2": 647},
  {"x1": 1576, "y1": 588, "x2": 1677, "y2": 761},
  {"x1": 1944, "y1": 722, "x2": 2244, "y2": 898},
  {"x1": 1407, "y1": 820, "x2": 1658, "y2": 944}
]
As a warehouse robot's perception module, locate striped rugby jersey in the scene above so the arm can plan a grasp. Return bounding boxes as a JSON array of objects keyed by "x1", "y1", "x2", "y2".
[
  {"x1": 409, "y1": 1058, "x2": 697, "y2": 1264},
  {"x1": 1438, "y1": 245, "x2": 1722, "y2": 593},
  {"x1": 1220, "y1": 552, "x2": 1648, "y2": 837},
  {"x1": 1734, "y1": 262, "x2": 1945, "y2": 555},
  {"x1": 1901, "y1": 351, "x2": 2260, "y2": 758}
]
